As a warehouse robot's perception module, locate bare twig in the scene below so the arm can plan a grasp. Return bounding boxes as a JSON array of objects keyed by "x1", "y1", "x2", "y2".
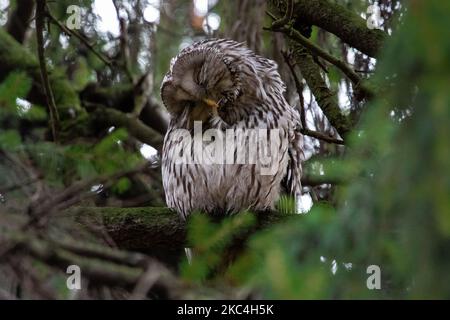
[
  {"x1": 35, "y1": 0, "x2": 59, "y2": 141},
  {"x1": 300, "y1": 128, "x2": 344, "y2": 145},
  {"x1": 45, "y1": 9, "x2": 112, "y2": 66},
  {"x1": 130, "y1": 263, "x2": 164, "y2": 299},
  {"x1": 281, "y1": 50, "x2": 306, "y2": 129}
]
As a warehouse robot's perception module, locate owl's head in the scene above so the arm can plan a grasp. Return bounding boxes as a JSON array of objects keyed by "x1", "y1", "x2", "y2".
[{"x1": 161, "y1": 46, "x2": 240, "y2": 116}]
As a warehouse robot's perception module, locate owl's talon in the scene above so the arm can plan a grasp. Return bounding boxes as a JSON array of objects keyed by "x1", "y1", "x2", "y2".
[{"x1": 202, "y1": 98, "x2": 219, "y2": 109}]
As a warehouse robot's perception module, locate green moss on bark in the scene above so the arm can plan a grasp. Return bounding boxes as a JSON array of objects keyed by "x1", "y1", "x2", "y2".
[
  {"x1": 0, "y1": 29, "x2": 82, "y2": 117},
  {"x1": 292, "y1": 0, "x2": 386, "y2": 57},
  {"x1": 292, "y1": 44, "x2": 352, "y2": 136}
]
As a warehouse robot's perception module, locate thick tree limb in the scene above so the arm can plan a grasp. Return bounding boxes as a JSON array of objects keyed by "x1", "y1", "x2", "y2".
[
  {"x1": 68, "y1": 207, "x2": 185, "y2": 252},
  {"x1": 65, "y1": 207, "x2": 293, "y2": 254},
  {"x1": 288, "y1": 0, "x2": 386, "y2": 57}
]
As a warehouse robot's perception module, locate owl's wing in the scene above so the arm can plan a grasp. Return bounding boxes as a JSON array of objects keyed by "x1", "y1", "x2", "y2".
[{"x1": 284, "y1": 109, "x2": 305, "y2": 213}]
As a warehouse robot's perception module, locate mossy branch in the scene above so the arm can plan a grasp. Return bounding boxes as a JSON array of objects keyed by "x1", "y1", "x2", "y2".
[
  {"x1": 0, "y1": 28, "x2": 81, "y2": 116},
  {"x1": 63, "y1": 207, "x2": 294, "y2": 253},
  {"x1": 284, "y1": 0, "x2": 387, "y2": 57},
  {"x1": 87, "y1": 103, "x2": 164, "y2": 150}
]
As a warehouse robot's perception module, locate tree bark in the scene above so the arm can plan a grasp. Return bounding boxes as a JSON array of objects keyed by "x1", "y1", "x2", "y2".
[
  {"x1": 292, "y1": 44, "x2": 352, "y2": 136},
  {"x1": 290, "y1": 0, "x2": 386, "y2": 57},
  {"x1": 0, "y1": 29, "x2": 165, "y2": 148},
  {"x1": 64, "y1": 207, "x2": 292, "y2": 253}
]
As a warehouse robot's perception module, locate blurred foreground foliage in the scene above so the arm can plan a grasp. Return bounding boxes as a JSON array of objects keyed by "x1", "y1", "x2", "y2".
[{"x1": 182, "y1": 0, "x2": 450, "y2": 299}]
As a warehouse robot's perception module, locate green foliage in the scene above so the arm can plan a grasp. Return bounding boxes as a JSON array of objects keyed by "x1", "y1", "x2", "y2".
[
  {"x1": 0, "y1": 72, "x2": 32, "y2": 152},
  {"x1": 181, "y1": 212, "x2": 255, "y2": 282},
  {"x1": 228, "y1": 204, "x2": 336, "y2": 299},
  {"x1": 0, "y1": 72, "x2": 139, "y2": 194},
  {"x1": 70, "y1": 57, "x2": 91, "y2": 91},
  {"x1": 276, "y1": 194, "x2": 296, "y2": 215},
  {"x1": 0, "y1": 130, "x2": 21, "y2": 151},
  {"x1": 0, "y1": 72, "x2": 32, "y2": 108},
  {"x1": 112, "y1": 177, "x2": 132, "y2": 195}
]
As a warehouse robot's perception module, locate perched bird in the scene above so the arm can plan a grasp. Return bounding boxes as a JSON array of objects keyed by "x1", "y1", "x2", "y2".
[{"x1": 161, "y1": 39, "x2": 304, "y2": 220}]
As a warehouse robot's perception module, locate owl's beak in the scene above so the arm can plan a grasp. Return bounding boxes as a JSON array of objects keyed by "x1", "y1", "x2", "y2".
[{"x1": 202, "y1": 98, "x2": 219, "y2": 109}]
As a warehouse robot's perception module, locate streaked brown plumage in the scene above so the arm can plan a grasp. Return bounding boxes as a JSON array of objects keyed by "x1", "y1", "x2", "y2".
[{"x1": 161, "y1": 39, "x2": 303, "y2": 219}]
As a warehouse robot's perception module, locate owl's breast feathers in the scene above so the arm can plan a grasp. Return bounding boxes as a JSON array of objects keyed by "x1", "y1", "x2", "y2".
[{"x1": 161, "y1": 39, "x2": 304, "y2": 219}]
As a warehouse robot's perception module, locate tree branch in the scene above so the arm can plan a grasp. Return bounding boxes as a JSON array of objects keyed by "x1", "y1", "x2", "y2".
[
  {"x1": 81, "y1": 83, "x2": 168, "y2": 135},
  {"x1": 87, "y1": 103, "x2": 164, "y2": 150},
  {"x1": 265, "y1": 14, "x2": 364, "y2": 90},
  {"x1": 285, "y1": 0, "x2": 386, "y2": 57},
  {"x1": 281, "y1": 50, "x2": 344, "y2": 144},
  {"x1": 300, "y1": 128, "x2": 344, "y2": 145},
  {"x1": 292, "y1": 44, "x2": 352, "y2": 137},
  {"x1": 281, "y1": 50, "x2": 306, "y2": 128},
  {"x1": 2, "y1": 231, "x2": 179, "y2": 295},
  {"x1": 35, "y1": 0, "x2": 60, "y2": 141}
]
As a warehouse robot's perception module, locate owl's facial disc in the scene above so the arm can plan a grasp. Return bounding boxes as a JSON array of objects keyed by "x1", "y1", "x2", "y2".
[{"x1": 162, "y1": 47, "x2": 237, "y2": 117}]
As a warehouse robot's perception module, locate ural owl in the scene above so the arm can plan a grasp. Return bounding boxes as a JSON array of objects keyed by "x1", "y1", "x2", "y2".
[{"x1": 161, "y1": 39, "x2": 303, "y2": 220}]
